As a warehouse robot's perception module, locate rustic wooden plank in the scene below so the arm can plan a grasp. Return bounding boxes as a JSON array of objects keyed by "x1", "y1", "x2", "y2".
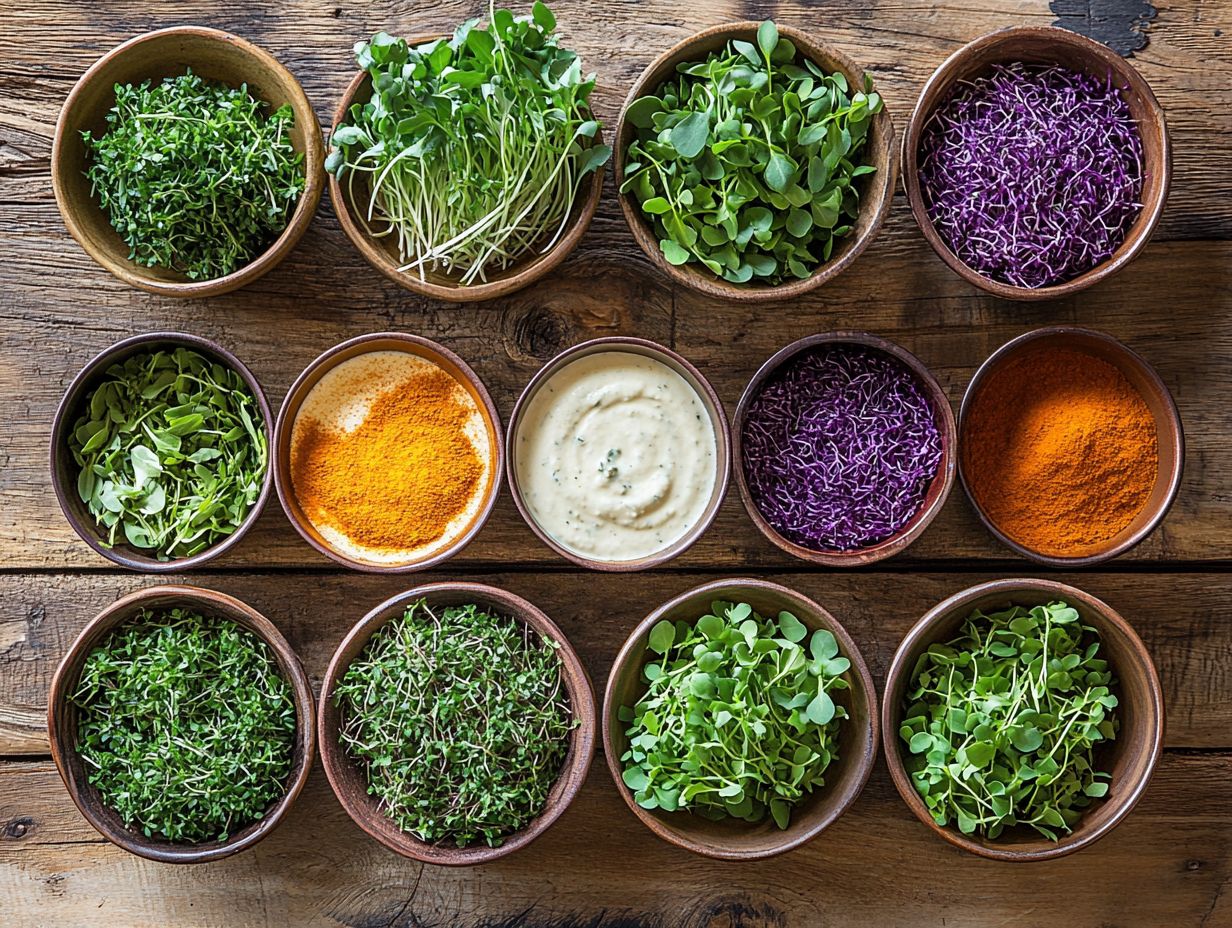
[
  {"x1": 2, "y1": 752, "x2": 1228, "y2": 927},
  {"x1": 2, "y1": 569, "x2": 1229, "y2": 755}
]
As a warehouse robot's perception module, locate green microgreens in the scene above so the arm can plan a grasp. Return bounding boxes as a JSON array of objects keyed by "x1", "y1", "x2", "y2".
[
  {"x1": 82, "y1": 71, "x2": 305, "y2": 280},
  {"x1": 68, "y1": 347, "x2": 268, "y2": 561},
  {"x1": 334, "y1": 600, "x2": 576, "y2": 848},
  {"x1": 71, "y1": 608, "x2": 297, "y2": 844},
  {"x1": 325, "y1": 2, "x2": 611, "y2": 286},
  {"x1": 618, "y1": 600, "x2": 850, "y2": 829},
  {"x1": 620, "y1": 20, "x2": 883, "y2": 285},
  {"x1": 900, "y1": 601, "x2": 1120, "y2": 841}
]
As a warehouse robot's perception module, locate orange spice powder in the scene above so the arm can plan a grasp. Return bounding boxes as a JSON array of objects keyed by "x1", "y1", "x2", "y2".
[
  {"x1": 962, "y1": 347, "x2": 1158, "y2": 557},
  {"x1": 290, "y1": 365, "x2": 485, "y2": 552}
]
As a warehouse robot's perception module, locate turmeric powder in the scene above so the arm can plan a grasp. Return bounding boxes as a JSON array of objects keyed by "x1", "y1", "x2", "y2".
[
  {"x1": 290, "y1": 360, "x2": 487, "y2": 553},
  {"x1": 962, "y1": 347, "x2": 1158, "y2": 557}
]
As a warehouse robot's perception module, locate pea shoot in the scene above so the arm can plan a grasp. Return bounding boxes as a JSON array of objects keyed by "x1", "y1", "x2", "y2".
[
  {"x1": 72, "y1": 608, "x2": 298, "y2": 844},
  {"x1": 618, "y1": 600, "x2": 850, "y2": 829},
  {"x1": 900, "y1": 601, "x2": 1120, "y2": 840},
  {"x1": 335, "y1": 601, "x2": 575, "y2": 848}
]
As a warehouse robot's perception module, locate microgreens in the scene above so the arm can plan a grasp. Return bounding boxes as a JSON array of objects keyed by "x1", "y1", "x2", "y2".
[
  {"x1": 72, "y1": 608, "x2": 297, "y2": 843},
  {"x1": 335, "y1": 600, "x2": 575, "y2": 848},
  {"x1": 619, "y1": 600, "x2": 850, "y2": 829},
  {"x1": 68, "y1": 347, "x2": 267, "y2": 561},
  {"x1": 620, "y1": 20, "x2": 882, "y2": 285},
  {"x1": 900, "y1": 601, "x2": 1119, "y2": 840}
]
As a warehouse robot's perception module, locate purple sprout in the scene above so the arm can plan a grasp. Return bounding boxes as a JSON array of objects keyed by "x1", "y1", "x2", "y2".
[
  {"x1": 741, "y1": 345, "x2": 943, "y2": 552},
  {"x1": 918, "y1": 62, "x2": 1144, "y2": 289}
]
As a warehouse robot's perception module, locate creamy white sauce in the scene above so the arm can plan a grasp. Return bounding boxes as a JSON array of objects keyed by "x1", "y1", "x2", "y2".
[
  {"x1": 291, "y1": 350, "x2": 493, "y2": 566},
  {"x1": 515, "y1": 351, "x2": 718, "y2": 562}
]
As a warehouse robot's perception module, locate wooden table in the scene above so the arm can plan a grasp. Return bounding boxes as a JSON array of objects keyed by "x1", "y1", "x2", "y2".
[{"x1": 2, "y1": 1, "x2": 1229, "y2": 925}]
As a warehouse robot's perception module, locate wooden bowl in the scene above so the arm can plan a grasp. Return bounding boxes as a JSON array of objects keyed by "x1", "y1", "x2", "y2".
[
  {"x1": 959, "y1": 326, "x2": 1183, "y2": 567},
  {"x1": 733, "y1": 332, "x2": 956, "y2": 566},
  {"x1": 50, "y1": 332, "x2": 274, "y2": 571},
  {"x1": 882, "y1": 578, "x2": 1164, "y2": 862},
  {"x1": 272, "y1": 333, "x2": 504, "y2": 572},
  {"x1": 52, "y1": 26, "x2": 324, "y2": 298},
  {"x1": 602, "y1": 578, "x2": 878, "y2": 860},
  {"x1": 328, "y1": 37, "x2": 605, "y2": 303},
  {"x1": 902, "y1": 26, "x2": 1170, "y2": 301},
  {"x1": 318, "y1": 582, "x2": 596, "y2": 864},
  {"x1": 48, "y1": 585, "x2": 316, "y2": 864},
  {"x1": 615, "y1": 22, "x2": 896, "y2": 303},
  {"x1": 506, "y1": 336, "x2": 731, "y2": 571}
]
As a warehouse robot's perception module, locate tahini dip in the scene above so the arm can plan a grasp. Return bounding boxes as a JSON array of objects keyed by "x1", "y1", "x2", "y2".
[
  {"x1": 514, "y1": 350, "x2": 717, "y2": 562},
  {"x1": 291, "y1": 351, "x2": 492, "y2": 565}
]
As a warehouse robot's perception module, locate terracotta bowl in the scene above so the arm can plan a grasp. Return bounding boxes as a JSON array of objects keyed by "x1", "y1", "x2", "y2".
[
  {"x1": 52, "y1": 26, "x2": 324, "y2": 297},
  {"x1": 902, "y1": 26, "x2": 1170, "y2": 301},
  {"x1": 733, "y1": 332, "x2": 956, "y2": 566},
  {"x1": 48, "y1": 585, "x2": 316, "y2": 864},
  {"x1": 882, "y1": 578, "x2": 1164, "y2": 862},
  {"x1": 328, "y1": 36, "x2": 605, "y2": 302},
  {"x1": 50, "y1": 332, "x2": 274, "y2": 571},
  {"x1": 603, "y1": 578, "x2": 878, "y2": 860},
  {"x1": 959, "y1": 326, "x2": 1183, "y2": 567},
  {"x1": 273, "y1": 333, "x2": 503, "y2": 572},
  {"x1": 615, "y1": 21, "x2": 896, "y2": 303},
  {"x1": 318, "y1": 582, "x2": 596, "y2": 864},
  {"x1": 506, "y1": 336, "x2": 732, "y2": 571}
]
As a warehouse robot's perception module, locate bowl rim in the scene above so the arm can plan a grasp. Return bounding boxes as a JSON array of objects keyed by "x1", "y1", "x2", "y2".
[
  {"x1": 317, "y1": 581, "x2": 597, "y2": 865},
  {"x1": 504, "y1": 335, "x2": 732, "y2": 571},
  {"x1": 614, "y1": 20, "x2": 897, "y2": 303},
  {"x1": 51, "y1": 25, "x2": 325, "y2": 298},
  {"x1": 327, "y1": 34, "x2": 606, "y2": 303},
  {"x1": 880, "y1": 577, "x2": 1165, "y2": 862},
  {"x1": 900, "y1": 24, "x2": 1172, "y2": 301},
  {"x1": 47, "y1": 584, "x2": 317, "y2": 864},
  {"x1": 49, "y1": 332, "x2": 275, "y2": 571},
  {"x1": 601, "y1": 576, "x2": 879, "y2": 860},
  {"x1": 957, "y1": 325, "x2": 1185, "y2": 567},
  {"x1": 732, "y1": 331, "x2": 957, "y2": 566},
  {"x1": 271, "y1": 331, "x2": 505, "y2": 573}
]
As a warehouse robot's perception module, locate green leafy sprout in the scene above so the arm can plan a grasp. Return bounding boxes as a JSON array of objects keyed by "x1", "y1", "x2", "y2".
[
  {"x1": 82, "y1": 71, "x2": 305, "y2": 280},
  {"x1": 618, "y1": 600, "x2": 850, "y2": 829},
  {"x1": 72, "y1": 608, "x2": 298, "y2": 844},
  {"x1": 900, "y1": 601, "x2": 1120, "y2": 841},
  {"x1": 325, "y1": 2, "x2": 611, "y2": 286},
  {"x1": 620, "y1": 20, "x2": 883, "y2": 285},
  {"x1": 68, "y1": 347, "x2": 268, "y2": 561},
  {"x1": 335, "y1": 600, "x2": 576, "y2": 848}
]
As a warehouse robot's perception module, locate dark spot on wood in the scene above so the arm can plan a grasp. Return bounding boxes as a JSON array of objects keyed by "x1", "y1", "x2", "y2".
[
  {"x1": 3, "y1": 816, "x2": 32, "y2": 839},
  {"x1": 692, "y1": 897, "x2": 786, "y2": 928},
  {"x1": 333, "y1": 7, "x2": 343, "y2": 17},
  {"x1": 1050, "y1": 0, "x2": 1157, "y2": 57},
  {"x1": 1188, "y1": 858, "x2": 1206, "y2": 871},
  {"x1": 509, "y1": 306, "x2": 571, "y2": 362}
]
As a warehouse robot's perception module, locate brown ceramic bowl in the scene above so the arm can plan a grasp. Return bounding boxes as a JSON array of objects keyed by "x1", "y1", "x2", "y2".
[
  {"x1": 959, "y1": 326, "x2": 1183, "y2": 567},
  {"x1": 615, "y1": 22, "x2": 896, "y2": 303},
  {"x1": 603, "y1": 578, "x2": 878, "y2": 860},
  {"x1": 319, "y1": 582, "x2": 596, "y2": 864},
  {"x1": 506, "y1": 336, "x2": 731, "y2": 571},
  {"x1": 50, "y1": 333, "x2": 274, "y2": 571},
  {"x1": 273, "y1": 333, "x2": 503, "y2": 572},
  {"x1": 52, "y1": 26, "x2": 324, "y2": 297},
  {"x1": 882, "y1": 578, "x2": 1164, "y2": 862},
  {"x1": 48, "y1": 585, "x2": 316, "y2": 864},
  {"x1": 328, "y1": 36, "x2": 605, "y2": 303},
  {"x1": 902, "y1": 26, "x2": 1170, "y2": 301},
  {"x1": 733, "y1": 332, "x2": 956, "y2": 566}
]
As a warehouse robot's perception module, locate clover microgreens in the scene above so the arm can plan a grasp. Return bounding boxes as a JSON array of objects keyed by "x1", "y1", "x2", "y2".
[
  {"x1": 900, "y1": 601, "x2": 1119, "y2": 841},
  {"x1": 68, "y1": 347, "x2": 267, "y2": 561},
  {"x1": 335, "y1": 600, "x2": 576, "y2": 848},
  {"x1": 618, "y1": 600, "x2": 850, "y2": 829},
  {"x1": 620, "y1": 20, "x2": 882, "y2": 285},
  {"x1": 326, "y1": 2, "x2": 611, "y2": 286},
  {"x1": 72, "y1": 608, "x2": 297, "y2": 843},
  {"x1": 82, "y1": 72, "x2": 305, "y2": 280}
]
